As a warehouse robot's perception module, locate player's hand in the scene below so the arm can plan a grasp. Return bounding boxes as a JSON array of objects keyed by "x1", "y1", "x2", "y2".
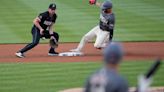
[
  {"x1": 89, "y1": 0, "x2": 97, "y2": 5},
  {"x1": 40, "y1": 29, "x2": 44, "y2": 35}
]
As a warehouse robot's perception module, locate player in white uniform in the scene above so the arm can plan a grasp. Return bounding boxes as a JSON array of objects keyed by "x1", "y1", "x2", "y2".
[{"x1": 70, "y1": 0, "x2": 115, "y2": 52}]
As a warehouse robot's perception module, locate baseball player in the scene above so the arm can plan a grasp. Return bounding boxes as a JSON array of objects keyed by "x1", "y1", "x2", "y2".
[
  {"x1": 70, "y1": 0, "x2": 115, "y2": 52},
  {"x1": 84, "y1": 42, "x2": 128, "y2": 92},
  {"x1": 15, "y1": 3, "x2": 59, "y2": 58}
]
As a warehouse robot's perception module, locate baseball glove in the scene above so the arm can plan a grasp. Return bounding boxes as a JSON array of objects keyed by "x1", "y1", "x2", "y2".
[
  {"x1": 49, "y1": 38, "x2": 58, "y2": 48},
  {"x1": 89, "y1": 0, "x2": 97, "y2": 5}
]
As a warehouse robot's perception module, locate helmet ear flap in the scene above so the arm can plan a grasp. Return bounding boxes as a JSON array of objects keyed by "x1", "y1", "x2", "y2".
[
  {"x1": 103, "y1": 8, "x2": 112, "y2": 13},
  {"x1": 104, "y1": 9, "x2": 108, "y2": 13}
]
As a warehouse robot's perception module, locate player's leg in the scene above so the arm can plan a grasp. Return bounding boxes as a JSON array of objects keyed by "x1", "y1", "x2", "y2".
[
  {"x1": 101, "y1": 31, "x2": 114, "y2": 48},
  {"x1": 43, "y1": 31, "x2": 59, "y2": 56},
  {"x1": 101, "y1": 35, "x2": 109, "y2": 48},
  {"x1": 94, "y1": 29, "x2": 109, "y2": 49},
  {"x1": 70, "y1": 26, "x2": 99, "y2": 52},
  {"x1": 16, "y1": 27, "x2": 41, "y2": 58}
]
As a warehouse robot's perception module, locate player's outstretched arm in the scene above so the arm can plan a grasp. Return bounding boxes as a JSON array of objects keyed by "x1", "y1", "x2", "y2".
[
  {"x1": 89, "y1": 0, "x2": 102, "y2": 7},
  {"x1": 95, "y1": 2, "x2": 102, "y2": 7}
]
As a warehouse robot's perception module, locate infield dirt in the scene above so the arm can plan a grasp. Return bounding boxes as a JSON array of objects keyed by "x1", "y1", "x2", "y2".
[{"x1": 0, "y1": 42, "x2": 164, "y2": 62}]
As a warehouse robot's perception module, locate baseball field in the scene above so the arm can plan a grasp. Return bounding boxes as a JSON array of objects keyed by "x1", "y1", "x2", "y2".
[{"x1": 0, "y1": 0, "x2": 164, "y2": 92}]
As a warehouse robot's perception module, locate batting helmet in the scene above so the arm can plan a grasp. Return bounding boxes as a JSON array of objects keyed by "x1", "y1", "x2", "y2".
[
  {"x1": 103, "y1": 42, "x2": 124, "y2": 64},
  {"x1": 101, "y1": 1, "x2": 113, "y2": 10}
]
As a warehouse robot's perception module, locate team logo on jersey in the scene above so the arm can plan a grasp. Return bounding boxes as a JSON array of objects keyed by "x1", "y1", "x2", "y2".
[
  {"x1": 100, "y1": 14, "x2": 108, "y2": 24},
  {"x1": 44, "y1": 21, "x2": 52, "y2": 26}
]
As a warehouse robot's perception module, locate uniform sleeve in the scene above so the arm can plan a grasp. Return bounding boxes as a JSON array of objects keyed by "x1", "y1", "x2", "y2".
[
  {"x1": 52, "y1": 14, "x2": 57, "y2": 23},
  {"x1": 108, "y1": 22, "x2": 114, "y2": 31},
  {"x1": 108, "y1": 16, "x2": 115, "y2": 41},
  {"x1": 38, "y1": 13, "x2": 46, "y2": 21},
  {"x1": 108, "y1": 16, "x2": 115, "y2": 31}
]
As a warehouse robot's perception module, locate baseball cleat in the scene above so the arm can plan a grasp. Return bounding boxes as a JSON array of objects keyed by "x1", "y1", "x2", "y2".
[
  {"x1": 48, "y1": 51, "x2": 59, "y2": 56},
  {"x1": 70, "y1": 48, "x2": 81, "y2": 52},
  {"x1": 15, "y1": 52, "x2": 25, "y2": 58}
]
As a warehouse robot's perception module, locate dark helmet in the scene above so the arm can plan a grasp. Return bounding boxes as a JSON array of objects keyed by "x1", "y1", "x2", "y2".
[
  {"x1": 101, "y1": 1, "x2": 113, "y2": 10},
  {"x1": 49, "y1": 3, "x2": 56, "y2": 10}
]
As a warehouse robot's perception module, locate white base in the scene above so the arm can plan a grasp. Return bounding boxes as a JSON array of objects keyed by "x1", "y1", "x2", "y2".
[{"x1": 59, "y1": 52, "x2": 84, "y2": 56}]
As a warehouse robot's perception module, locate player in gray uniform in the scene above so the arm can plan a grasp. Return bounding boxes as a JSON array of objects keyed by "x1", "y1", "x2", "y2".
[
  {"x1": 84, "y1": 42, "x2": 128, "y2": 92},
  {"x1": 70, "y1": 0, "x2": 115, "y2": 52}
]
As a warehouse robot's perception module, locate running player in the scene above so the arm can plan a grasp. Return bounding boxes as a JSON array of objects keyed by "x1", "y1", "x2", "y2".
[{"x1": 70, "y1": 0, "x2": 115, "y2": 52}]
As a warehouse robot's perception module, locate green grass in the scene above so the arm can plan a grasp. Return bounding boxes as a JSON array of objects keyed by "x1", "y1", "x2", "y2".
[
  {"x1": 0, "y1": 61, "x2": 163, "y2": 92},
  {"x1": 0, "y1": 0, "x2": 164, "y2": 43}
]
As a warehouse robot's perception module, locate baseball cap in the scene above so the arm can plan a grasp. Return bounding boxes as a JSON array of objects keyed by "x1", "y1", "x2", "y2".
[
  {"x1": 49, "y1": 3, "x2": 56, "y2": 10},
  {"x1": 103, "y1": 42, "x2": 124, "y2": 64},
  {"x1": 101, "y1": 1, "x2": 113, "y2": 10}
]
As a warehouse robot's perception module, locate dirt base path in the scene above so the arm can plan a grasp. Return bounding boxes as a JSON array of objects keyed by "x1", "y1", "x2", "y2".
[{"x1": 0, "y1": 42, "x2": 164, "y2": 62}]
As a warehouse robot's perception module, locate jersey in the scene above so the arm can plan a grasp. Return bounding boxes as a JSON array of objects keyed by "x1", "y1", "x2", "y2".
[
  {"x1": 85, "y1": 68, "x2": 128, "y2": 92},
  {"x1": 99, "y1": 11, "x2": 115, "y2": 32},
  {"x1": 34, "y1": 11, "x2": 57, "y2": 30}
]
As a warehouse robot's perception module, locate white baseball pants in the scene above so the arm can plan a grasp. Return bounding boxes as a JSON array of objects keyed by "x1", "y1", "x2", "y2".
[{"x1": 76, "y1": 25, "x2": 109, "y2": 51}]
